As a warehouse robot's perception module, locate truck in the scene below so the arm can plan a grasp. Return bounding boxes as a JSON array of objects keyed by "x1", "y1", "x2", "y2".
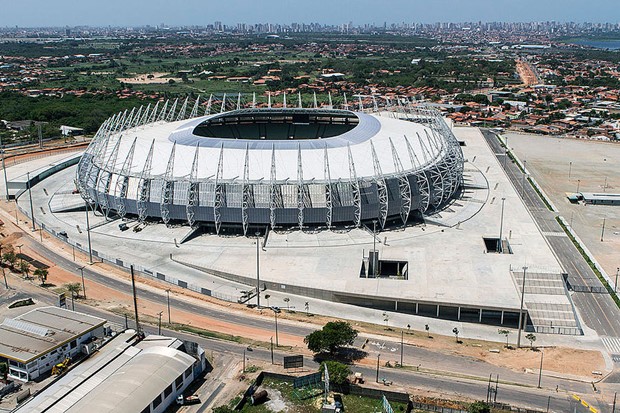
[{"x1": 176, "y1": 395, "x2": 201, "y2": 405}]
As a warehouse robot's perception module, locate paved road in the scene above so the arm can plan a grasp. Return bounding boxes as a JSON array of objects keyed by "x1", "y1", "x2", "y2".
[
  {"x1": 5, "y1": 268, "x2": 601, "y2": 413},
  {"x1": 22, "y1": 234, "x2": 595, "y2": 390},
  {"x1": 482, "y1": 129, "x2": 620, "y2": 337}
]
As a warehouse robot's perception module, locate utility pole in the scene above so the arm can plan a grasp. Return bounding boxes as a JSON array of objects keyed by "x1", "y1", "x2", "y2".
[
  {"x1": 37, "y1": 123, "x2": 43, "y2": 149},
  {"x1": 0, "y1": 244, "x2": 7, "y2": 289},
  {"x1": 243, "y1": 348, "x2": 246, "y2": 373},
  {"x1": 166, "y1": 289, "x2": 171, "y2": 323},
  {"x1": 85, "y1": 201, "x2": 93, "y2": 264},
  {"x1": 615, "y1": 268, "x2": 619, "y2": 293},
  {"x1": 77, "y1": 266, "x2": 86, "y2": 299},
  {"x1": 158, "y1": 311, "x2": 163, "y2": 335},
  {"x1": 498, "y1": 197, "x2": 506, "y2": 253},
  {"x1": 612, "y1": 392, "x2": 616, "y2": 413},
  {"x1": 270, "y1": 337, "x2": 274, "y2": 364},
  {"x1": 538, "y1": 351, "x2": 544, "y2": 388},
  {"x1": 577, "y1": 179, "x2": 581, "y2": 193},
  {"x1": 1, "y1": 149, "x2": 9, "y2": 201},
  {"x1": 372, "y1": 219, "x2": 378, "y2": 277},
  {"x1": 130, "y1": 265, "x2": 140, "y2": 333},
  {"x1": 26, "y1": 172, "x2": 35, "y2": 231},
  {"x1": 400, "y1": 330, "x2": 404, "y2": 367},
  {"x1": 503, "y1": 135, "x2": 508, "y2": 169},
  {"x1": 273, "y1": 308, "x2": 279, "y2": 347},
  {"x1": 568, "y1": 161, "x2": 572, "y2": 179},
  {"x1": 376, "y1": 353, "x2": 380, "y2": 383},
  {"x1": 256, "y1": 231, "x2": 261, "y2": 308},
  {"x1": 601, "y1": 218, "x2": 606, "y2": 242},
  {"x1": 517, "y1": 266, "x2": 528, "y2": 348}
]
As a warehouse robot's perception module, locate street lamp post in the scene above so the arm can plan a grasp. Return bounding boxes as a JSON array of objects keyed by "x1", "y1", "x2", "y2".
[
  {"x1": 166, "y1": 289, "x2": 171, "y2": 323},
  {"x1": 517, "y1": 266, "x2": 528, "y2": 348},
  {"x1": 255, "y1": 231, "x2": 261, "y2": 308},
  {"x1": 568, "y1": 161, "x2": 572, "y2": 179},
  {"x1": 503, "y1": 135, "x2": 508, "y2": 169},
  {"x1": 576, "y1": 179, "x2": 581, "y2": 193},
  {"x1": 85, "y1": 201, "x2": 93, "y2": 264},
  {"x1": 372, "y1": 219, "x2": 378, "y2": 277},
  {"x1": 498, "y1": 197, "x2": 506, "y2": 253},
  {"x1": 158, "y1": 311, "x2": 163, "y2": 335},
  {"x1": 0, "y1": 244, "x2": 7, "y2": 289},
  {"x1": 1, "y1": 149, "x2": 9, "y2": 201},
  {"x1": 601, "y1": 218, "x2": 606, "y2": 242},
  {"x1": 615, "y1": 268, "x2": 619, "y2": 293},
  {"x1": 26, "y1": 172, "x2": 35, "y2": 232},
  {"x1": 77, "y1": 266, "x2": 86, "y2": 299}
]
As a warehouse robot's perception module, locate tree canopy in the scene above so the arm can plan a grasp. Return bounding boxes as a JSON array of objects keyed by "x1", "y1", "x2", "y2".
[
  {"x1": 320, "y1": 360, "x2": 351, "y2": 385},
  {"x1": 304, "y1": 321, "x2": 358, "y2": 354}
]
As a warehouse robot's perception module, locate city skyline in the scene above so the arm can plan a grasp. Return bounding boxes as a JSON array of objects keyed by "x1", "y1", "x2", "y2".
[{"x1": 2, "y1": 0, "x2": 619, "y2": 28}]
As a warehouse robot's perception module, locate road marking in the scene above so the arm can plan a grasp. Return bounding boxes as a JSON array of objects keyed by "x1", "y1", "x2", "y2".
[
  {"x1": 541, "y1": 231, "x2": 567, "y2": 237},
  {"x1": 602, "y1": 337, "x2": 620, "y2": 354}
]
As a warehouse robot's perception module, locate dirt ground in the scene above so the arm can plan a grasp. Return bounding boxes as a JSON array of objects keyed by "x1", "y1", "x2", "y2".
[
  {"x1": 508, "y1": 133, "x2": 620, "y2": 278},
  {"x1": 0, "y1": 197, "x2": 606, "y2": 380},
  {"x1": 117, "y1": 72, "x2": 181, "y2": 84}
]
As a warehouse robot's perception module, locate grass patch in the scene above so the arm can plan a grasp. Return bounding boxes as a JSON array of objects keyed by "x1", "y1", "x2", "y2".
[
  {"x1": 555, "y1": 217, "x2": 620, "y2": 309},
  {"x1": 527, "y1": 176, "x2": 553, "y2": 211},
  {"x1": 173, "y1": 324, "x2": 243, "y2": 343},
  {"x1": 232, "y1": 378, "x2": 409, "y2": 413}
]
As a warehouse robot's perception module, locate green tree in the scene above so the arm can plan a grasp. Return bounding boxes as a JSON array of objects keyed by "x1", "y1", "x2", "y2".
[
  {"x1": 65, "y1": 282, "x2": 82, "y2": 299},
  {"x1": 34, "y1": 268, "x2": 49, "y2": 286},
  {"x1": 526, "y1": 333, "x2": 537, "y2": 349},
  {"x1": 19, "y1": 261, "x2": 30, "y2": 279},
  {"x1": 468, "y1": 401, "x2": 491, "y2": 413},
  {"x1": 498, "y1": 329, "x2": 510, "y2": 348},
  {"x1": 319, "y1": 360, "x2": 351, "y2": 386},
  {"x1": 3, "y1": 251, "x2": 16, "y2": 269},
  {"x1": 304, "y1": 321, "x2": 358, "y2": 354}
]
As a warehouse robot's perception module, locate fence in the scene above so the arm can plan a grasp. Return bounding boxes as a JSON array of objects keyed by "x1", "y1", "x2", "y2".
[
  {"x1": 233, "y1": 371, "x2": 413, "y2": 411},
  {"x1": 410, "y1": 402, "x2": 466, "y2": 413},
  {"x1": 16, "y1": 203, "x2": 241, "y2": 304}
]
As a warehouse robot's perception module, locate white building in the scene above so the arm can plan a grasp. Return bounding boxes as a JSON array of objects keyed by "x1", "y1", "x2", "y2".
[
  {"x1": 0, "y1": 307, "x2": 106, "y2": 382},
  {"x1": 15, "y1": 330, "x2": 207, "y2": 413}
]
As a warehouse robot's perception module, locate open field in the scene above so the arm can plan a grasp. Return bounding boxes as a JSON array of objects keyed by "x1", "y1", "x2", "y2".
[{"x1": 507, "y1": 132, "x2": 620, "y2": 278}]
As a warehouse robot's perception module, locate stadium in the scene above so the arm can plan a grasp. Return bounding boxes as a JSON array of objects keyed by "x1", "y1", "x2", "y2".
[{"x1": 76, "y1": 95, "x2": 464, "y2": 234}]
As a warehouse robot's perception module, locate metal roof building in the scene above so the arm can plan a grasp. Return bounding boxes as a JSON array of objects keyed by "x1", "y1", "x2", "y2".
[
  {"x1": 16, "y1": 331, "x2": 206, "y2": 413},
  {"x1": 0, "y1": 307, "x2": 106, "y2": 382},
  {"x1": 579, "y1": 192, "x2": 620, "y2": 206}
]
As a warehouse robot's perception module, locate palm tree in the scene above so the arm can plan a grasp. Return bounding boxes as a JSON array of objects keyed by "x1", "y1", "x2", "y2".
[
  {"x1": 34, "y1": 268, "x2": 48, "y2": 286},
  {"x1": 19, "y1": 261, "x2": 30, "y2": 279},
  {"x1": 3, "y1": 251, "x2": 16, "y2": 270},
  {"x1": 65, "y1": 282, "x2": 82, "y2": 299}
]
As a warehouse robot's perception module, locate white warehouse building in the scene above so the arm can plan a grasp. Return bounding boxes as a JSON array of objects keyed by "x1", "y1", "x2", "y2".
[{"x1": 0, "y1": 306, "x2": 106, "y2": 382}]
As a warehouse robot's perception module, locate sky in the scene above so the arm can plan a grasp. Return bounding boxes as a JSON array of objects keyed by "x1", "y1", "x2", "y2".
[{"x1": 2, "y1": 0, "x2": 619, "y2": 27}]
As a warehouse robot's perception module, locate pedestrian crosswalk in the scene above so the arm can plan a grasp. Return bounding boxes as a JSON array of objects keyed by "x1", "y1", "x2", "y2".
[{"x1": 601, "y1": 337, "x2": 620, "y2": 359}]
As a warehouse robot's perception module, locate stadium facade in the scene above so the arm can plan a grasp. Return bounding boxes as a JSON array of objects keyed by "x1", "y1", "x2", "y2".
[{"x1": 76, "y1": 95, "x2": 464, "y2": 234}]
